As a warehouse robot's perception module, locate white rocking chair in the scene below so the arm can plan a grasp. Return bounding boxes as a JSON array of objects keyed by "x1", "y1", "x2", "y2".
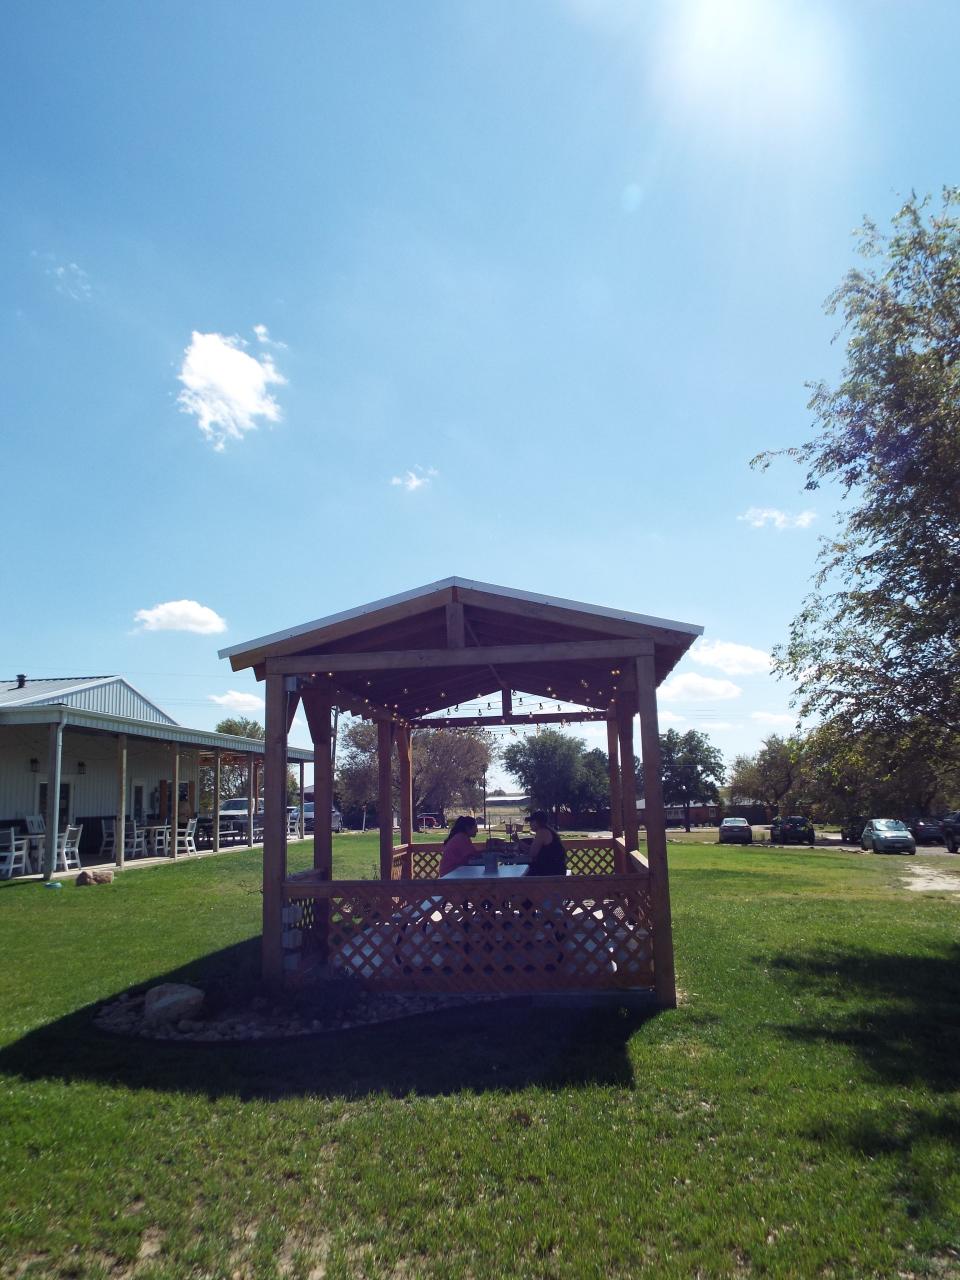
[{"x1": 0, "y1": 828, "x2": 28, "y2": 879}]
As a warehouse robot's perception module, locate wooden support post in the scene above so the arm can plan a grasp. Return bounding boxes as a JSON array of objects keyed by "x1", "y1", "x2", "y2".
[
  {"x1": 397, "y1": 725, "x2": 413, "y2": 845},
  {"x1": 617, "y1": 695, "x2": 640, "y2": 856},
  {"x1": 606, "y1": 716, "x2": 623, "y2": 857},
  {"x1": 171, "y1": 748, "x2": 180, "y2": 859},
  {"x1": 213, "y1": 750, "x2": 221, "y2": 853},
  {"x1": 302, "y1": 694, "x2": 333, "y2": 878},
  {"x1": 636, "y1": 654, "x2": 676, "y2": 1008},
  {"x1": 246, "y1": 754, "x2": 255, "y2": 848},
  {"x1": 115, "y1": 734, "x2": 127, "y2": 868},
  {"x1": 298, "y1": 761, "x2": 305, "y2": 840},
  {"x1": 377, "y1": 718, "x2": 395, "y2": 880},
  {"x1": 262, "y1": 674, "x2": 288, "y2": 985},
  {"x1": 43, "y1": 720, "x2": 63, "y2": 881},
  {"x1": 501, "y1": 689, "x2": 513, "y2": 719}
]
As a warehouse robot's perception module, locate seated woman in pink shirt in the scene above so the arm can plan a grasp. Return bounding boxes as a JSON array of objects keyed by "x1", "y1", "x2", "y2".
[{"x1": 438, "y1": 815, "x2": 479, "y2": 876}]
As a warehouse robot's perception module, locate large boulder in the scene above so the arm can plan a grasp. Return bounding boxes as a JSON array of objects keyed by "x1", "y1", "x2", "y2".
[{"x1": 143, "y1": 983, "x2": 204, "y2": 1025}]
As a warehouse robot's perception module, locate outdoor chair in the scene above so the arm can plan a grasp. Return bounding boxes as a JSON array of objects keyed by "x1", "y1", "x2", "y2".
[
  {"x1": 287, "y1": 810, "x2": 300, "y2": 837},
  {"x1": 24, "y1": 815, "x2": 45, "y2": 871},
  {"x1": 55, "y1": 824, "x2": 83, "y2": 872},
  {"x1": 123, "y1": 821, "x2": 146, "y2": 859},
  {"x1": 152, "y1": 825, "x2": 171, "y2": 857},
  {"x1": 176, "y1": 818, "x2": 198, "y2": 857},
  {"x1": 0, "y1": 828, "x2": 28, "y2": 879},
  {"x1": 99, "y1": 817, "x2": 117, "y2": 860}
]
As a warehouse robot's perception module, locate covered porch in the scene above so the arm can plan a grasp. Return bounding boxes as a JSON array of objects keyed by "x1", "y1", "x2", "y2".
[{"x1": 220, "y1": 577, "x2": 702, "y2": 1007}]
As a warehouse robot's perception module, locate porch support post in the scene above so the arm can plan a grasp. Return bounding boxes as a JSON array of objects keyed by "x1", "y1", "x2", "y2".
[
  {"x1": 298, "y1": 761, "x2": 305, "y2": 840},
  {"x1": 397, "y1": 725, "x2": 413, "y2": 845},
  {"x1": 262, "y1": 674, "x2": 288, "y2": 985},
  {"x1": 377, "y1": 719, "x2": 394, "y2": 880},
  {"x1": 115, "y1": 734, "x2": 127, "y2": 869},
  {"x1": 616, "y1": 695, "x2": 640, "y2": 856},
  {"x1": 302, "y1": 694, "x2": 333, "y2": 878},
  {"x1": 43, "y1": 719, "x2": 63, "y2": 880},
  {"x1": 213, "y1": 751, "x2": 221, "y2": 853},
  {"x1": 246, "y1": 754, "x2": 255, "y2": 848},
  {"x1": 606, "y1": 715, "x2": 623, "y2": 840},
  {"x1": 636, "y1": 653, "x2": 676, "y2": 1009},
  {"x1": 171, "y1": 748, "x2": 180, "y2": 859}
]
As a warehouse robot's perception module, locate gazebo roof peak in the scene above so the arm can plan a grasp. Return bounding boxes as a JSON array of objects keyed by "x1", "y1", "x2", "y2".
[{"x1": 219, "y1": 575, "x2": 703, "y2": 668}]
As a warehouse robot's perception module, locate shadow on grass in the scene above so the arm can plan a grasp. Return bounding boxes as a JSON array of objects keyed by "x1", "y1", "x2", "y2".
[
  {"x1": 770, "y1": 943, "x2": 960, "y2": 1217},
  {"x1": 0, "y1": 938, "x2": 656, "y2": 1101},
  {"x1": 769, "y1": 942, "x2": 960, "y2": 1093}
]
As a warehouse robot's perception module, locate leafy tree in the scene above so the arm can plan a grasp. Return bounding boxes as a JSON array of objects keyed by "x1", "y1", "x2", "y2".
[
  {"x1": 199, "y1": 717, "x2": 299, "y2": 810},
  {"x1": 659, "y1": 730, "x2": 725, "y2": 831},
  {"x1": 412, "y1": 728, "x2": 495, "y2": 817},
  {"x1": 729, "y1": 735, "x2": 802, "y2": 814},
  {"x1": 569, "y1": 747, "x2": 611, "y2": 819},
  {"x1": 799, "y1": 718, "x2": 960, "y2": 820},
  {"x1": 502, "y1": 730, "x2": 585, "y2": 823},
  {"x1": 333, "y1": 720, "x2": 495, "y2": 826},
  {"x1": 753, "y1": 190, "x2": 960, "y2": 751}
]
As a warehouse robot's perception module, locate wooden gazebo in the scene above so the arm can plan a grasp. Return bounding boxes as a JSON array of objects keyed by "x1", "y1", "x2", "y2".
[{"x1": 220, "y1": 578, "x2": 702, "y2": 1007}]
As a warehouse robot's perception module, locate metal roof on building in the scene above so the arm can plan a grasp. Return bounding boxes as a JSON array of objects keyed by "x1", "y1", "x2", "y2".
[{"x1": 0, "y1": 676, "x2": 177, "y2": 725}]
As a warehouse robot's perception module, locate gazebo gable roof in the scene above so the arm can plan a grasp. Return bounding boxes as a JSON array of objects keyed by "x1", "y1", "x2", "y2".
[{"x1": 221, "y1": 578, "x2": 702, "y2": 722}]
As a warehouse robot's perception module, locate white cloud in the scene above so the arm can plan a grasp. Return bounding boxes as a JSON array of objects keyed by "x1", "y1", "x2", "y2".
[
  {"x1": 738, "y1": 507, "x2": 817, "y2": 531},
  {"x1": 750, "y1": 711, "x2": 795, "y2": 726},
  {"x1": 659, "y1": 710, "x2": 686, "y2": 724},
  {"x1": 34, "y1": 253, "x2": 92, "y2": 300},
  {"x1": 659, "y1": 673, "x2": 742, "y2": 703},
  {"x1": 209, "y1": 690, "x2": 264, "y2": 712},
  {"x1": 691, "y1": 639, "x2": 771, "y2": 676},
  {"x1": 134, "y1": 600, "x2": 227, "y2": 635},
  {"x1": 177, "y1": 329, "x2": 286, "y2": 450},
  {"x1": 391, "y1": 465, "x2": 438, "y2": 492},
  {"x1": 253, "y1": 323, "x2": 287, "y2": 349}
]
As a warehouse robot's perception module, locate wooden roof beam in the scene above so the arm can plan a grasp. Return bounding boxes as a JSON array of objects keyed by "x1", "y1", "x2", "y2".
[
  {"x1": 266, "y1": 638, "x2": 654, "y2": 677},
  {"x1": 410, "y1": 710, "x2": 609, "y2": 728}
]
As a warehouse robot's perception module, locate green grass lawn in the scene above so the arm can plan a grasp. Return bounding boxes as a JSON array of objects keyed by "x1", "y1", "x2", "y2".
[{"x1": 2, "y1": 838, "x2": 959, "y2": 1278}]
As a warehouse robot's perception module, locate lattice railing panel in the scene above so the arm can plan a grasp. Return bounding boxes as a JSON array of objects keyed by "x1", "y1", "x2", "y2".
[
  {"x1": 411, "y1": 847, "x2": 442, "y2": 878},
  {"x1": 564, "y1": 843, "x2": 617, "y2": 876},
  {"x1": 283, "y1": 874, "x2": 654, "y2": 993}
]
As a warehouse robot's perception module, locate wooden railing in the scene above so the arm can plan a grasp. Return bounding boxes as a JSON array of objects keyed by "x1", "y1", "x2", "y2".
[
  {"x1": 390, "y1": 836, "x2": 623, "y2": 881},
  {"x1": 282, "y1": 867, "x2": 653, "y2": 993}
]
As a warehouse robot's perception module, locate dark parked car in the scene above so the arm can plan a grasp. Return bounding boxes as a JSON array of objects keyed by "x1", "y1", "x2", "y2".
[
  {"x1": 769, "y1": 815, "x2": 815, "y2": 846},
  {"x1": 860, "y1": 819, "x2": 916, "y2": 855},
  {"x1": 719, "y1": 817, "x2": 752, "y2": 845},
  {"x1": 840, "y1": 817, "x2": 868, "y2": 844},
  {"x1": 906, "y1": 817, "x2": 945, "y2": 845},
  {"x1": 942, "y1": 812, "x2": 960, "y2": 854}
]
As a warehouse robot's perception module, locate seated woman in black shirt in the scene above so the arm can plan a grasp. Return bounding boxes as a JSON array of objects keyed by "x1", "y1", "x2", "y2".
[{"x1": 523, "y1": 810, "x2": 567, "y2": 876}]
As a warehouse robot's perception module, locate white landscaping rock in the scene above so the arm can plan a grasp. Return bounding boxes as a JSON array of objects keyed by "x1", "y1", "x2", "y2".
[{"x1": 143, "y1": 983, "x2": 205, "y2": 1025}]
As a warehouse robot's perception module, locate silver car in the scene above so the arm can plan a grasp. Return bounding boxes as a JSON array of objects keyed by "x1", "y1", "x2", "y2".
[{"x1": 860, "y1": 819, "x2": 916, "y2": 855}]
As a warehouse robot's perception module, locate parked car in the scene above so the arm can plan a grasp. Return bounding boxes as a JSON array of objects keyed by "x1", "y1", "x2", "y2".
[
  {"x1": 906, "y1": 817, "x2": 945, "y2": 845},
  {"x1": 860, "y1": 819, "x2": 916, "y2": 855},
  {"x1": 941, "y1": 811, "x2": 960, "y2": 854},
  {"x1": 840, "y1": 816, "x2": 868, "y2": 844},
  {"x1": 301, "y1": 803, "x2": 343, "y2": 833},
  {"x1": 417, "y1": 815, "x2": 441, "y2": 831},
  {"x1": 769, "y1": 815, "x2": 815, "y2": 846},
  {"x1": 719, "y1": 817, "x2": 752, "y2": 845},
  {"x1": 220, "y1": 797, "x2": 264, "y2": 817}
]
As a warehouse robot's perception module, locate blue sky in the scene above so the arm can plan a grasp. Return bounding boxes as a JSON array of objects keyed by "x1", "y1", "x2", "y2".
[{"x1": 3, "y1": 0, "x2": 958, "y2": 784}]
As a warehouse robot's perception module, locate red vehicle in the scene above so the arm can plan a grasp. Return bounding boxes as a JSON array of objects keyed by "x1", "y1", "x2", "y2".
[{"x1": 417, "y1": 815, "x2": 441, "y2": 831}]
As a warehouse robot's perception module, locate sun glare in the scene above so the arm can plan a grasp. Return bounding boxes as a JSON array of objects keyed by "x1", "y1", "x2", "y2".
[{"x1": 655, "y1": 0, "x2": 845, "y2": 146}]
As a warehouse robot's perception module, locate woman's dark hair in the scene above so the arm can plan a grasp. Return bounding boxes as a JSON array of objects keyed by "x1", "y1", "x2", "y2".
[
  {"x1": 528, "y1": 809, "x2": 552, "y2": 828},
  {"x1": 444, "y1": 815, "x2": 477, "y2": 844}
]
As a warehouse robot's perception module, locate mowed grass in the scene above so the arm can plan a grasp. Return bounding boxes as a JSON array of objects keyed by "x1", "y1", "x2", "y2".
[{"x1": 2, "y1": 837, "x2": 959, "y2": 1278}]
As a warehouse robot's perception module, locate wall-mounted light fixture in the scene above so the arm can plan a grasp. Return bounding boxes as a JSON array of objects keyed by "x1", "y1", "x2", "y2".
[
  {"x1": 77, "y1": 761, "x2": 86, "y2": 776},
  {"x1": 29, "y1": 757, "x2": 39, "y2": 773}
]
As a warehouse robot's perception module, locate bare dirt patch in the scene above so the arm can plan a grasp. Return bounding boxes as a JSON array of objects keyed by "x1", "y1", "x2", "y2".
[{"x1": 903, "y1": 864, "x2": 960, "y2": 894}]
